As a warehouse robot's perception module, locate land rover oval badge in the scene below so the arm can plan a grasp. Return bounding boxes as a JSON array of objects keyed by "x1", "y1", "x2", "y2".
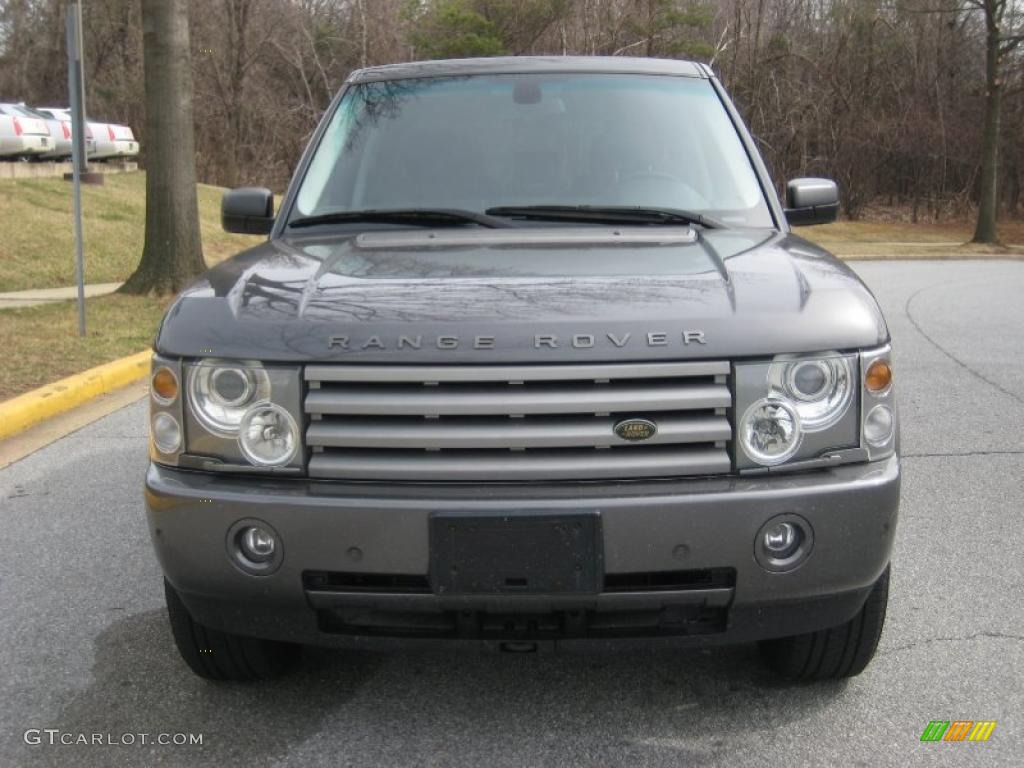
[{"x1": 614, "y1": 418, "x2": 658, "y2": 442}]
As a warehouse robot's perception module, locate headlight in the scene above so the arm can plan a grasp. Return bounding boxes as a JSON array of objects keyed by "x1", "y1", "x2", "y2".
[
  {"x1": 179, "y1": 358, "x2": 305, "y2": 473},
  {"x1": 735, "y1": 347, "x2": 896, "y2": 471},
  {"x1": 734, "y1": 352, "x2": 860, "y2": 469},
  {"x1": 768, "y1": 355, "x2": 853, "y2": 431},
  {"x1": 150, "y1": 356, "x2": 304, "y2": 473},
  {"x1": 187, "y1": 360, "x2": 271, "y2": 436}
]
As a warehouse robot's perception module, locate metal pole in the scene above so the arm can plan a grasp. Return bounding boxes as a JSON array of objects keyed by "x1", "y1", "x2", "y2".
[{"x1": 66, "y1": 2, "x2": 86, "y2": 336}]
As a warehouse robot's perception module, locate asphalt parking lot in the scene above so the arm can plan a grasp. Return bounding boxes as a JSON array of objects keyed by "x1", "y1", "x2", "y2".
[{"x1": 0, "y1": 260, "x2": 1021, "y2": 767}]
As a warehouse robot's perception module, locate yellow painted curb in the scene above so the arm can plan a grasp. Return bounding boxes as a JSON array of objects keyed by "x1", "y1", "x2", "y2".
[{"x1": 0, "y1": 350, "x2": 152, "y2": 440}]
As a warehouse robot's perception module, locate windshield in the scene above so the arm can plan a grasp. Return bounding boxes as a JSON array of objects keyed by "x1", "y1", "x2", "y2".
[{"x1": 292, "y1": 74, "x2": 774, "y2": 228}]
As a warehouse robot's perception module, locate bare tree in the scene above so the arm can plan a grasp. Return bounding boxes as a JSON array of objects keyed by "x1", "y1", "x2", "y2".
[
  {"x1": 120, "y1": 0, "x2": 205, "y2": 295},
  {"x1": 969, "y1": 0, "x2": 1023, "y2": 243},
  {"x1": 3, "y1": 0, "x2": 1023, "y2": 230}
]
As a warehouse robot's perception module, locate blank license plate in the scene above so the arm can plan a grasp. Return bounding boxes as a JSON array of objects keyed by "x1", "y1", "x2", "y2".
[{"x1": 429, "y1": 513, "x2": 602, "y2": 595}]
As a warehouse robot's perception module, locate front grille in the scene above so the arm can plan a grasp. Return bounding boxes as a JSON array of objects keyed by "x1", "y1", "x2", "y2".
[
  {"x1": 314, "y1": 605, "x2": 729, "y2": 638},
  {"x1": 303, "y1": 568, "x2": 736, "y2": 595},
  {"x1": 303, "y1": 571, "x2": 431, "y2": 593},
  {"x1": 603, "y1": 568, "x2": 736, "y2": 592},
  {"x1": 303, "y1": 361, "x2": 732, "y2": 482},
  {"x1": 304, "y1": 567, "x2": 734, "y2": 638}
]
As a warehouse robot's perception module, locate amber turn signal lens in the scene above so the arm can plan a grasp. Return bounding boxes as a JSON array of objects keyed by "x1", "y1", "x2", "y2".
[
  {"x1": 151, "y1": 366, "x2": 179, "y2": 403},
  {"x1": 865, "y1": 360, "x2": 892, "y2": 393}
]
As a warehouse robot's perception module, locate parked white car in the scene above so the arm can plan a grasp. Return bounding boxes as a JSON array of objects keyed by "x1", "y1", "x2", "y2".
[
  {"x1": 0, "y1": 103, "x2": 51, "y2": 158},
  {"x1": 98, "y1": 122, "x2": 139, "y2": 160},
  {"x1": 28, "y1": 106, "x2": 96, "y2": 160},
  {"x1": 36, "y1": 107, "x2": 138, "y2": 161}
]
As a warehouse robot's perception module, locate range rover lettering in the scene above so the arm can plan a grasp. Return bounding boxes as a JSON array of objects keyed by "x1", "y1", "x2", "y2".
[{"x1": 145, "y1": 57, "x2": 899, "y2": 682}]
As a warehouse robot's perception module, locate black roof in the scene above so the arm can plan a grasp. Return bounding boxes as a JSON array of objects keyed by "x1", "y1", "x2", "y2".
[{"x1": 349, "y1": 56, "x2": 707, "y2": 83}]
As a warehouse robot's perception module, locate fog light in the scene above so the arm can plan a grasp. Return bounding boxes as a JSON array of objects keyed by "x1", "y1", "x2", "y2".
[
  {"x1": 755, "y1": 514, "x2": 813, "y2": 572},
  {"x1": 740, "y1": 397, "x2": 802, "y2": 466},
  {"x1": 240, "y1": 525, "x2": 276, "y2": 562},
  {"x1": 763, "y1": 522, "x2": 800, "y2": 558},
  {"x1": 151, "y1": 412, "x2": 181, "y2": 454},
  {"x1": 227, "y1": 518, "x2": 283, "y2": 575},
  {"x1": 864, "y1": 404, "x2": 894, "y2": 446}
]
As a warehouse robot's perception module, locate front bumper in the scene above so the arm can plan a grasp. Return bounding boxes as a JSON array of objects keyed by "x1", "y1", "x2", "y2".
[{"x1": 145, "y1": 456, "x2": 899, "y2": 645}]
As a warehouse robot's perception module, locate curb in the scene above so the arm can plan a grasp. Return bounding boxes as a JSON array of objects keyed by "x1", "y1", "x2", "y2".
[
  {"x1": 839, "y1": 252, "x2": 1023, "y2": 261},
  {"x1": 0, "y1": 350, "x2": 151, "y2": 441}
]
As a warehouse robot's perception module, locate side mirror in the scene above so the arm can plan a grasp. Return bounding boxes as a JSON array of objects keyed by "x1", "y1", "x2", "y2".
[
  {"x1": 222, "y1": 187, "x2": 274, "y2": 234},
  {"x1": 784, "y1": 178, "x2": 839, "y2": 226}
]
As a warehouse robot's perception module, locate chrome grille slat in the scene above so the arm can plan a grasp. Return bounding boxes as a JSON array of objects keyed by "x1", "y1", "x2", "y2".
[
  {"x1": 305, "y1": 361, "x2": 728, "y2": 383},
  {"x1": 305, "y1": 382, "x2": 730, "y2": 417},
  {"x1": 307, "y1": 447, "x2": 731, "y2": 481},
  {"x1": 303, "y1": 362, "x2": 733, "y2": 481},
  {"x1": 307, "y1": 414, "x2": 731, "y2": 450}
]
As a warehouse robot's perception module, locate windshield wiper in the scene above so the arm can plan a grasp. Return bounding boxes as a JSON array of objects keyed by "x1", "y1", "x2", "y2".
[
  {"x1": 289, "y1": 208, "x2": 512, "y2": 229},
  {"x1": 484, "y1": 205, "x2": 723, "y2": 229}
]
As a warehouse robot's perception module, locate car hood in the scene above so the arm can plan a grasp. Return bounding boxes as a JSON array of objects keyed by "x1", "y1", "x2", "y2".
[{"x1": 156, "y1": 227, "x2": 888, "y2": 363}]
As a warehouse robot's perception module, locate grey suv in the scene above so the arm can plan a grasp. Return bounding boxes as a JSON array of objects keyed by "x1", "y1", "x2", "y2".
[{"x1": 145, "y1": 57, "x2": 899, "y2": 682}]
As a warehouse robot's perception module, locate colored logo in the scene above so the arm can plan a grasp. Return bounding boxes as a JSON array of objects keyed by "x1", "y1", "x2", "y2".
[
  {"x1": 920, "y1": 721, "x2": 997, "y2": 742},
  {"x1": 614, "y1": 418, "x2": 658, "y2": 442}
]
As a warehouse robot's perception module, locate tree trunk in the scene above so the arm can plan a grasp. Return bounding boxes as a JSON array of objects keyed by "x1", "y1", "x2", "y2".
[
  {"x1": 121, "y1": 0, "x2": 205, "y2": 295},
  {"x1": 972, "y1": 11, "x2": 1002, "y2": 245}
]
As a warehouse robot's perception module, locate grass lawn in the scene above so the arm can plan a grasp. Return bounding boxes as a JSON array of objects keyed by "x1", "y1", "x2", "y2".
[
  {"x1": 802, "y1": 218, "x2": 1024, "y2": 258},
  {"x1": 0, "y1": 171, "x2": 262, "y2": 401},
  {"x1": 0, "y1": 293, "x2": 170, "y2": 400},
  {"x1": 0, "y1": 172, "x2": 260, "y2": 292}
]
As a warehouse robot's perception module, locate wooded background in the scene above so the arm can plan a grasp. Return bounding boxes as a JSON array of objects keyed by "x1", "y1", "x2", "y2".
[{"x1": 1, "y1": 0, "x2": 1022, "y2": 221}]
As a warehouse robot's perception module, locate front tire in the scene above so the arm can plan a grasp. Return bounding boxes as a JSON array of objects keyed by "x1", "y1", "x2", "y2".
[
  {"x1": 759, "y1": 566, "x2": 890, "y2": 681},
  {"x1": 163, "y1": 579, "x2": 299, "y2": 680}
]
